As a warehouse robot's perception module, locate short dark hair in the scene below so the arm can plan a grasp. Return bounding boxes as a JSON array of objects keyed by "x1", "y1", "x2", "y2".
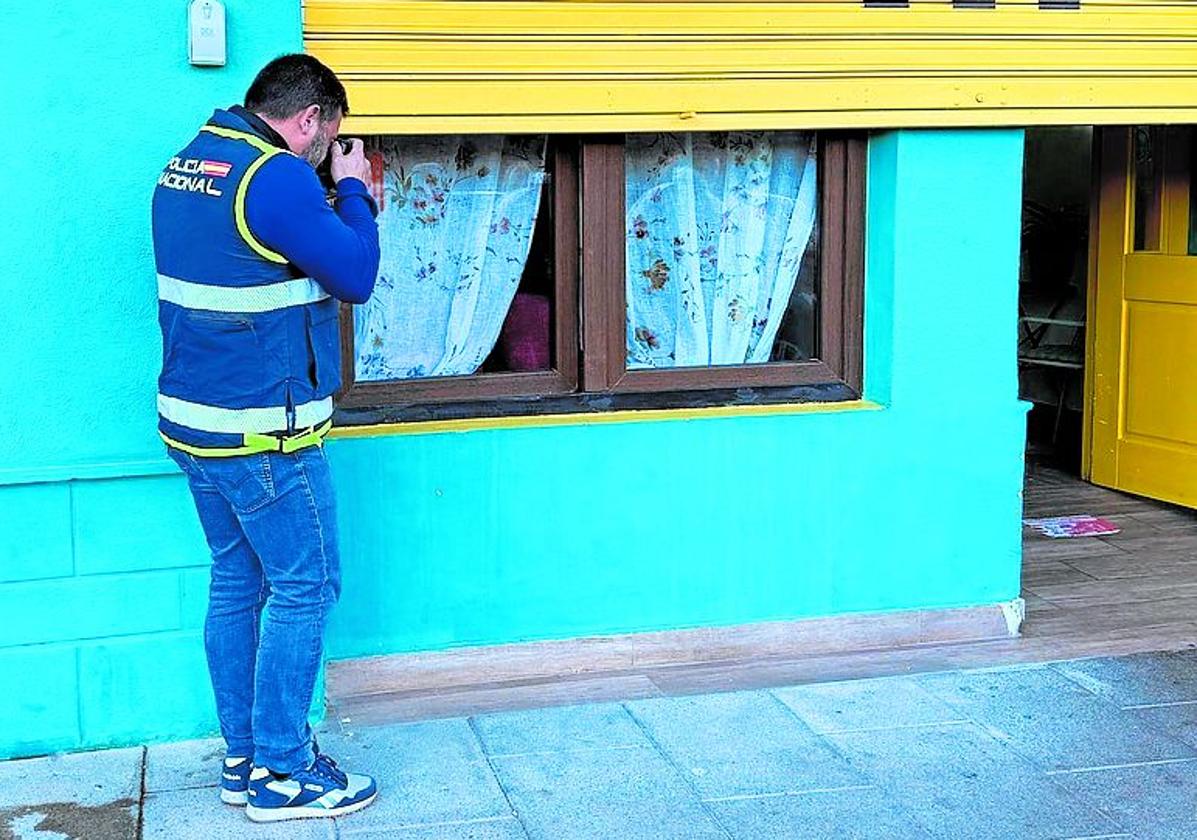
[{"x1": 244, "y1": 54, "x2": 349, "y2": 122}]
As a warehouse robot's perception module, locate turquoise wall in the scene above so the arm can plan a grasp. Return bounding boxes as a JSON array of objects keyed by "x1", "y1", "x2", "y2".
[
  {"x1": 1, "y1": 2, "x2": 301, "y2": 478},
  {"x1": 324, "y1": 129, "x2": 1028, "y2": 659},
  {"x1": 0, "y1": 1, "x2": 301, "y2": 759},
  {"x1": 0, "y1": 2, "x2": 1027, "y2": 758}
]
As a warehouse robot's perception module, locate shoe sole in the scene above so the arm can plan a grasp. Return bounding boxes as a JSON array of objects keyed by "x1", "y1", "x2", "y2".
[
  {"x1": 245, "y1": 791, "x2": 378, "y2": 823},
  {"x1": 220, "y1": 789, "x2": 248, "y2": 806}
]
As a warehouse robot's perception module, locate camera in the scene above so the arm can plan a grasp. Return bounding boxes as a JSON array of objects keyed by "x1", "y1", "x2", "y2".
[{"x1": 316, "y1": 138, "x2": 355, "y2": 192}]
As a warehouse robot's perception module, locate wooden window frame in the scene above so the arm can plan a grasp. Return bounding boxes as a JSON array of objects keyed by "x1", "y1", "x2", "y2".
[
  {"x1": 335, "y1": 131, "x2": 866, "y2": 421},
  {"x1": 581, "y1": 133, "x2": 865, "y2": 395},
  {"x1": 336, "y1": 140, "x2": 580, "y2": 410}
]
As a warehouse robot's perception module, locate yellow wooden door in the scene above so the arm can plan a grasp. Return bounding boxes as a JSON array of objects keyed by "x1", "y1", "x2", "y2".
[{"x1": 1089, "y1": 125, "x2": 1197, "y2": 506}]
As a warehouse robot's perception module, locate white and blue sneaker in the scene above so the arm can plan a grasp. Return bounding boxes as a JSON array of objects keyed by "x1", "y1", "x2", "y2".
[
  {"x1": 245, "y1": 753, "x2": 377, "y2": 822},
  {"x1": 220, "y1": 756, "x2": 252, "y2": 805}
]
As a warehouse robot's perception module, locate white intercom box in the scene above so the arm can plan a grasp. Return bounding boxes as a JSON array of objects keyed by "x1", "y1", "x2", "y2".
[{"x1": 188, "y1": 0, "x2": 226, "y2": 67}]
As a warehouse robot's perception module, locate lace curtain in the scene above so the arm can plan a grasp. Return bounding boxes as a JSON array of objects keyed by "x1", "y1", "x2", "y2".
[
  {"x1": 354, "y1": 135, "x2": 547, "y2": 381},
  {"x1": 625, "y1": 131, "x2": 818, "y2": 368}
]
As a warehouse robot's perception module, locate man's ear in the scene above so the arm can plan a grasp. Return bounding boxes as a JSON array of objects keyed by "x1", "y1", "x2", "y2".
[{"x1": 298, "y1": 104, "x2": 322, "y2": 135}]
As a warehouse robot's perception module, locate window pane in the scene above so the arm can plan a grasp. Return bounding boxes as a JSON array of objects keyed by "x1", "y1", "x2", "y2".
[
  {"x1": 354, "y1": 135, "x2": 552, "y2": 382},
  {"x1": 624, "y1": 131, "x2": 819, "y2": 369},
  {"x1": 1190, "y1": 129, "x2": 1197, "y2": 256},
  {"x1": 1133, "y1": 126, "x2": 1163, "y2": 252}
]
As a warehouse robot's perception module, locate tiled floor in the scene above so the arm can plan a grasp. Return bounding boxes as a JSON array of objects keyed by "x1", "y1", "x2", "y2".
[{"x1": 13, "y1": 651, "x2": 1197, "y2": 838}]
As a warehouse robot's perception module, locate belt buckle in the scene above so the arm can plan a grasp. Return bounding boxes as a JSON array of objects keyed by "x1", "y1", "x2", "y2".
[{"x1": 275, "y1": 425, "x2": 316, "y2": 455}]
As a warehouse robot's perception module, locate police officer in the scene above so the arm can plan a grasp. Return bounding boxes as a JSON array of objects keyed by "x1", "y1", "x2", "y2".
[{"x1": 151, "y1": 54, "x2": 380, "y2": 822}]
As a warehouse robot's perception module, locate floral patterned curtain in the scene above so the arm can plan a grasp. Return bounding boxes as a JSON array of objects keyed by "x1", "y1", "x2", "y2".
[
  {"x1": 625, "y1": 131, "x2": 818, "y2": 368},
  {"x1": 354, "y1": 136, "x2": 547, "y2": 381}
]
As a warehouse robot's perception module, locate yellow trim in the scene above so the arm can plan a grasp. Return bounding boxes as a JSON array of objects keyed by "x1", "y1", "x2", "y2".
[
  {"x1": 305, "y1": 0, "x2": 1197, "y2": 132},
  {"x1": 162, "y1": 420, "x2": 334, "y2": 458},
  {"x1": 233, "y1": 151, "x2": 289, "y2": 265},
  {"x1": 329, "y1": 399, "x2": 882, "y2": 441}
]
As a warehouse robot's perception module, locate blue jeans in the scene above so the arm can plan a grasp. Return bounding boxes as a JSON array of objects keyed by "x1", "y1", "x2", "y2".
[{"x1": 168, "y1": 445, "x2": 341, "y2": 775}]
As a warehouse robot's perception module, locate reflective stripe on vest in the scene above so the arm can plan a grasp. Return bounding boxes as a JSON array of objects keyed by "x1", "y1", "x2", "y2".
[
  {"x1": 158, "y1": 274, "x2": 330, "y2": 313},
  {"x1": 158, "y1": 393, "x2": 334, "y2": 435}
]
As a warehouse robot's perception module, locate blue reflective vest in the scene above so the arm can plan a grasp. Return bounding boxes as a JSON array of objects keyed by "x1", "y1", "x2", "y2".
[{"x1": 151, "y1": 110, "x2": 342, "y2": 456}]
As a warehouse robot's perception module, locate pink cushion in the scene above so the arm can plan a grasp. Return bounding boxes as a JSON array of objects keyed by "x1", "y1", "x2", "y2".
[{"x1": 499, "y1": 293, "x2": 551, "y2": 371}]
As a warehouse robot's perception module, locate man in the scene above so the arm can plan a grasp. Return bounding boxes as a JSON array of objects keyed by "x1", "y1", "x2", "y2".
[{"x1": 151, "y1": 54, "x2": 380, "y2": 823}]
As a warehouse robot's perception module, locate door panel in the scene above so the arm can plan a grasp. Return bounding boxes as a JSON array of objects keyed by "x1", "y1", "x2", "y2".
[
  {"x1": 1089, "y1": 125, "x2": 1197, "y2": 507},
  {"x1": 1124, "y1": 303, "x2": 1197, "y2": 445},
  {"x1": 1124, "y1": 255, "x2": 1197, "y2": 304}
]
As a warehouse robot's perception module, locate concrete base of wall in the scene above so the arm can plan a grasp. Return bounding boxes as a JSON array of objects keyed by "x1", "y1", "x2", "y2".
[{"x1": 328, "y1": 599, "x2": 1025, "y2": 699}]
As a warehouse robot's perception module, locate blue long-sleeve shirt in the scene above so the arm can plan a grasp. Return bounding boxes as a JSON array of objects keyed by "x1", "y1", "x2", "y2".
[{"x1": 245, "y1": 152, "x2": 380, "y2": 304}]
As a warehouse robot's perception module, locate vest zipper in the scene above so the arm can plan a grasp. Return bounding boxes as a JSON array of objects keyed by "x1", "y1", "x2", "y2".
[{"x1": 285, "y1": 382, "x2": 297, "y2": 433}]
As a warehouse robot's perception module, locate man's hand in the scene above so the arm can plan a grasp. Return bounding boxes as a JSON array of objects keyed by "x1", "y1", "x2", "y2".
[{"x1": 330, "y1": 138, "x2": 370, "y2": 186}]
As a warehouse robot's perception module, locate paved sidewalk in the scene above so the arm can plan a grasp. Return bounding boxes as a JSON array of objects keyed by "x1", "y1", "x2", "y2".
[{"x1": 7, "y1": 650, "x2": 1197, "y2": 839}]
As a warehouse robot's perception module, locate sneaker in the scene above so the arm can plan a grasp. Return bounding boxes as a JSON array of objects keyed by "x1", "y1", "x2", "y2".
[
  {"x1": 219, "y1": 756, "x2": 251, "y2": 805},
  {"x1": 245, "y1": 753, "x2": 377, "y2": 822}
]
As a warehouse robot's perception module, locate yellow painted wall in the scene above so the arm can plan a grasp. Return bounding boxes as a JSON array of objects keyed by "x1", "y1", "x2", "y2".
[{"x1": 305, "y1": 0, "x2": 1197, "y2": 133}]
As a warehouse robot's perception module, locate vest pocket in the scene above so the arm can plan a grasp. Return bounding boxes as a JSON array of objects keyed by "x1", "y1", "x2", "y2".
[
  {"x1": 162, "y1": 309, "x2": 265, "y2": 402},
  {"x1": 306, "y1": 299, "x2": 342, "y2": 396},
  {"x1": 186, "y1": 310, "x2": 254, "y2": 329}
]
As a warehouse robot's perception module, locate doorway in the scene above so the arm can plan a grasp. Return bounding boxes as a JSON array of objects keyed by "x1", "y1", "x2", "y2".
[
  {"x1": 1019, "y1": 127, "x2": 1093, "y2": 476},
  {"x1": 1020, "y1": 125, "x2": 1197, "y2": 648},
  {"x1": 1020, "y1": 123, "x2": 1197, "y2": 507}
]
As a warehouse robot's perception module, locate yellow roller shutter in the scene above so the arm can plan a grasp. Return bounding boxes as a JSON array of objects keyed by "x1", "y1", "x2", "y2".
[{"x1": 304, "y1": 0, "x2": 1197, "y2": 133}]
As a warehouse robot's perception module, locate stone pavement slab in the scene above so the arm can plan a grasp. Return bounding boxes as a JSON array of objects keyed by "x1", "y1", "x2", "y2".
[
  {"x1": 141, "y1": 786, "x2": 334, "y2": 839},
  {"x1": 916, "y1": 664, "x2": 1197, "y2": 771},
  {"x1": 1050, "y1": 759, "x2": 1197, "y2": 840},
  {"x1": 1051, "y1": 651, "x2": 1197, "y2": 706},
  {"x1": 0, "y1": 746, "x2": 142, "y2": 807},
  {"x1": 341, "y1": 816, "x2": 528, "y2": 839},
  {"x1": 772, "y1": 677, "x2": 966, "y2": 734},
  {"x1": 317, "y1": 718, "x2": 512, "y2": 833},
  {"x1": 707, "y1": 786, "x2": 936, "y2": 840},
  {"x1": 827, "y1": 722, "x2": 1121, "y2": 839},
  {"x1": 490, "y1": 743, "x2": 724, "y2": 840},
  {"x1": 0, "y1": 747, "x2": 142, "y2": 840},
  {"x1": 1, "y1": 802, "x2": 139, "y2": 840},
  {"x1": 1125, "y1": 700, "x2": 1197, "y2": 752},
  {"x1": 625, "y1": 690, "x2": 863, "y2": 799},
  {"x1": 144, "y1": 737, "x2": 225, "y2": 794},
  {"x1": 471, "y1": 703, "x2": 647, "y2": 756}
]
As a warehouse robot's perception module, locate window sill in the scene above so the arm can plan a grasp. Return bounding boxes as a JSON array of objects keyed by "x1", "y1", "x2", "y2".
[{"x1": 329, "y1": 392, "x2": 883, "y2": 441}]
